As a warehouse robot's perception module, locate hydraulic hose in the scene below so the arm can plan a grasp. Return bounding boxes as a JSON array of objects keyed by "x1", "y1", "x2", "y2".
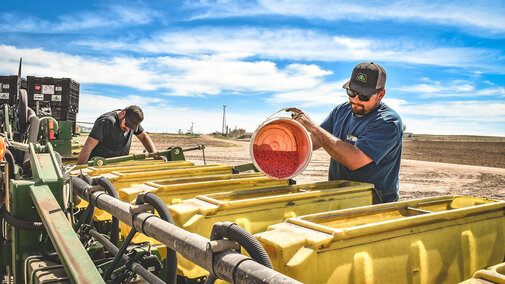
[
  {"x1": 205, "y1": 221, "x2": 272, "y2": 284},
  {"x1": 212, "y1": 222, "x2": 272, "y2": 268},
  {"x1": 136, "y1": 192, "x2": 177, "y2": 284},
  {"x1": 104, "y1": 192, "x2": 176, "y2": 283},
  {"x1": 136, "y1": 192, "x2": 174, "y2": 229},
  {"x1": 23, "y1": 108, "x2": 39, "y2": 167},
  {"x1": 0, "y1": 204, "x2": 44, "y2": 231},
  {"x1": 86, "y1": 227, "x2": 164, "y2": 284},
  {"x1": 92, "y1": 176, "x2": 119, "y2": 247},
  {"x1": 79, "y1": 173, "x2": 93, "y2": 186}
]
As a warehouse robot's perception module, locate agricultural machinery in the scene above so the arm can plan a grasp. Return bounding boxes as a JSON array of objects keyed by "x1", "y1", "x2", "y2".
[{"x1": 0, "y1": 59, "x2": 503, "y2": 284}]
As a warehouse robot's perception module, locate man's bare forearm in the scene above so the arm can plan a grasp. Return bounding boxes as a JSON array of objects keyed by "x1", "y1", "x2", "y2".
[
  {"x1": 310, "y1": 126, "x2": 369, "y2": 170},
  {"x1": 77, "y1": 137, "x2": 99, "y2": 165},
  {"x1": 287, "y1": 107, "x2": 372, "y2": 170},
  {"x1": 137, "y1": 132, "x2": 157, "y2": 153}
]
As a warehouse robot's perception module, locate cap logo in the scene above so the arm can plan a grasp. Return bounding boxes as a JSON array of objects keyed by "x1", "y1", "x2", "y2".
[{"x1": 356, "y1": 73, "x2": 367, "y2": 83}]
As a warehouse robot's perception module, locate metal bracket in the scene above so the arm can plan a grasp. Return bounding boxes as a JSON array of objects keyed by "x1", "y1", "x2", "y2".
[
  {"x1": 232, "y1": 163, "x2": 258, "y2": 173},
  {"x1": 207, "y1": 239, "x2": 240, "y2": 253},
  {"x1": 87, "y1": 185, "x2": 105, "y2": 205},
  {"x1": 205, "y1": 239, "x2": 240, "y2": 280},
  {"x1": 128, "y1": 203, "x2": 153, "y2": 230}
]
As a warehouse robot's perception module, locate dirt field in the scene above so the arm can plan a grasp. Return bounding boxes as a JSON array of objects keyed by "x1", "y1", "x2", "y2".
[{"x1": 129, "y1": 133, "x2": 505, "y2": 201}]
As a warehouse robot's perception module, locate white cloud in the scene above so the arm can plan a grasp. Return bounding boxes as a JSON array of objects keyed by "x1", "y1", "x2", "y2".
[
  {"x1": 395, "y1": 80, "x2": 505, "y2": 98},
  {"x1": 156, "y1": 57, "x2": 331, "y2": 96},
  {"x1": 398, "y1": 101, "x2": 505, "y2": 122},
  {"x1": 0, "y1": 45, "x2": 158, "y2": 90},
  {"x1": 187, "y1": 0, "x2": 505, "y2": 33},
  {"x1": 0, "y1": 4, "x2": 156, "y2": 32},
  {"x1": 0, "y1": 44, "x2": 333, "y2": 97},
  {"x1": 333, "y1": 36, "x2": 371, "y2": 49},
  {"x1": 75, "y1": 28, "x2": 501, "y2": 69},
  {"x1": 267, "y1": 81, "x2": 345, "y2": 107},
  {"x1": 395, "y1": 99, "x2": 505, "y2": 136}
]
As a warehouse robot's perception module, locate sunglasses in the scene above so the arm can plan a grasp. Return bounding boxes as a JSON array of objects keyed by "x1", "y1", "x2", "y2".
[{"x1": 346, "y1": 89, "x2": 372, "y2": 102}]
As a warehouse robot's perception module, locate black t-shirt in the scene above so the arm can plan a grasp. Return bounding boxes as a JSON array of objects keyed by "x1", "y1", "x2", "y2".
[{"x1": 89, "y1": 110, "x2": 144, "y2": 159}]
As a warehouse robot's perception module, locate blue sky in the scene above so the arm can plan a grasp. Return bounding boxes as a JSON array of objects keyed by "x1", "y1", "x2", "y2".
[{"x1": 1, "y1": 0, "x2": 504, "y2": 136}]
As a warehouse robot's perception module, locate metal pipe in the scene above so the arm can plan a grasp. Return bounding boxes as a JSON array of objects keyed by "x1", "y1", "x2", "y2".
[
  {"x1": 9, "y1": 141, "x2": 29, "y2": 152},
  {"x1": 72, "y1": 177, "x2": 301, "y2": 284},
  {"x1": 86, "y1": 145, "x2": 206, "y2": 166}
]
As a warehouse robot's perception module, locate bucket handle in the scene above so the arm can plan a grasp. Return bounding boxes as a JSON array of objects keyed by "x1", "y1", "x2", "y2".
[{"x1": 265, "y1": 108, "x2": 297, "y2": 121}]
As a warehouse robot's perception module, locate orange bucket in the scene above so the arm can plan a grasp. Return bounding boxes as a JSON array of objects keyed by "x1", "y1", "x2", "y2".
[{"x1": 250, "y1": 109, "x2": 312, "y2": 180}]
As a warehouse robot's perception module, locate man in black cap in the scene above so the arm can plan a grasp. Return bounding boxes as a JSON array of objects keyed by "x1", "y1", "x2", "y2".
[
  {"x1": 288, "y1": 62, "x2": 403, "y2": 203},
  {"x1": 77, "y1": 105, "x2": 162, "y2": 164}
]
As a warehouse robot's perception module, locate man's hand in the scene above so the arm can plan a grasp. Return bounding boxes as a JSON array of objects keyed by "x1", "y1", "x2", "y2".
[
  {"x1": 153, "y1": 154, "x2": 167, "y2": 162},
  {"x1": 286, "y1": 107, "x2": 317, "y2": 133}
]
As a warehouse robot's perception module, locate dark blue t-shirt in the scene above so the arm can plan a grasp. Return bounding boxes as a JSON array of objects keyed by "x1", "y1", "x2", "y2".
[
  {"x1": 320, "y1": 102, "x2": 403, "y2": 203},
  {"x1": 89, "y1": 110, "x2": 144, "y2": 159}
]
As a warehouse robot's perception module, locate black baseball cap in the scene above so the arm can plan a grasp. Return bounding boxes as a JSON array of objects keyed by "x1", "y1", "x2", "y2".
[
  {"x1": 342, "y1": 62, "x2": 386, "y2": 97},
  {"x1": 123, "y1": 105, "x2": 143, "y2": 131}
]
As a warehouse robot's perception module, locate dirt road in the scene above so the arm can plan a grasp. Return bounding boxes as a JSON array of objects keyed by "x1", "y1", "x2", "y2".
[{"x1": 133, "y1": 134, "x2": 505, "y2": 201}]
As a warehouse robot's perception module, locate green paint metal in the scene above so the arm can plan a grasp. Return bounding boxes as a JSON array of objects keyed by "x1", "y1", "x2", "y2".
[{"x1": 30, "y1": 185, "x2": 103, "y2": 283}]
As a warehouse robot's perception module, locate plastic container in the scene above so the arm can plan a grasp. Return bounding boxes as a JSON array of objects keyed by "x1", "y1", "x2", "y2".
[
  {"x1": 99, "y1": 164, "x2": 234, "y2": 190},
  {"x1": 27, "y1": 76, "x2": 80, "y2": 112},
  {"x1": 251, "y1": 109, "x2": 312, "y2": 179},
  {"x1": 74, "y1": 160, "x2": 194, "y2": 176},
  {"x1": 119, "y1": 172, "x2": 268, "y2": 203},
  {"x1": 255, "y1": 196, "x2": 505, "y2": 284},
  {"x1": 0, "y1": 75, "x2": 27, "y2": 106},
  {"x1": 462, "y1": 262, "x2": 505, "y2": 283},
  {"x1": 126, "y1": 179, "x2": 374, "y2": 279}
]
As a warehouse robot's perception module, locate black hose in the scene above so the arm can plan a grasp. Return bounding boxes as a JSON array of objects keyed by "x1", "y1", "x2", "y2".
[
  {"x1": 103, "y1": 226, "x2": 137, "y2": 281},
  {"x1": 86, "y1": 228, "x2": 164, "y2": 284},
  {"x1": 136, "y1": 192, "x2": 177, "y2": 284},
  {"x1": 213, "y1": 222, "x2": 272, "y2": 268},
  {"x1": 72, "y1": 178, "x2": 173, "y2": 283},
  {"x1": 74, "y1": 205, "x2": 95, "y2": 231},
  {"x1": 92, "y1": 176, "x2": 119, "y2": 247},
  {"x1": 72, "y1": 176, "x2": 92, "y2": 198},
  {"x1": 205, "y1": 221, "x2": 272, "y2": 284},
  {"x1": 0, "y1": 205, "x2": 44, "y2": 231},
  {"x1": 79, "y1": 174, "x2": 93, "y2": 186},
  {"x1": 136, "y1": 192, "x2": 174, "y2": 226}
]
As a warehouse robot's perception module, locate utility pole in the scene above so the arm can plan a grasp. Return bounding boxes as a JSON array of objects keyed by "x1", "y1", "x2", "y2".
[{"x1": 222, "y1": 105, "x2": 227, "y2": 135}]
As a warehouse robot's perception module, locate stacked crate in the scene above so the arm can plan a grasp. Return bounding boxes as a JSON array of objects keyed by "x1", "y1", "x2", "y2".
[
  {"x1": 26, "y1": 76, "x2": 80, "y2": 133},
  {"x1": 0, "y1": 75, "x2": 27, "y2": 106}
]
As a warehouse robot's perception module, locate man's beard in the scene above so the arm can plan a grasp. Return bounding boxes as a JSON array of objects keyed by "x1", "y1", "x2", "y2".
[{"x1": 351, "y1": 103, "x2": 366, "y2": 116}]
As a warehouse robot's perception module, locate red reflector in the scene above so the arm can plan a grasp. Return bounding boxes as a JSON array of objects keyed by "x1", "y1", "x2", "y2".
[
  {"x1": 49, "y1": 130, "x2": 55, "y2": 140},
  {"x1": 35, "y1": 85, "x2": 41, "y2": 91}
]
